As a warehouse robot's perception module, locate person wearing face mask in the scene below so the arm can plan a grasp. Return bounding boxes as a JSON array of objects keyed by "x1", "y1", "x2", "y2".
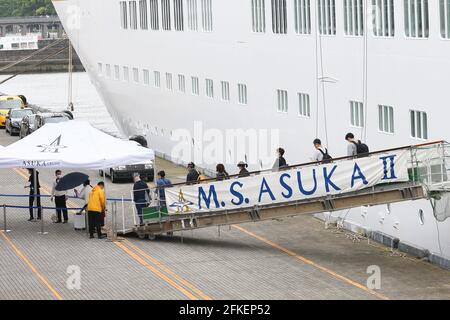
[{"x1": 51, "y1": 170, "x2": 69, "y2": 223}]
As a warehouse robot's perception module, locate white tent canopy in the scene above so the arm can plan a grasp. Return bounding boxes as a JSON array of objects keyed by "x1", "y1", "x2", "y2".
[{"x1": 0, "y1": 121, "x2": 154, "y2": 169}]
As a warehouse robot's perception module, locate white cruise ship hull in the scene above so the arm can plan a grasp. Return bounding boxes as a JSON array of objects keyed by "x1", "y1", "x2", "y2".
[{"x1": 53, "y1": 0, "x2": 450, "y2": 262}]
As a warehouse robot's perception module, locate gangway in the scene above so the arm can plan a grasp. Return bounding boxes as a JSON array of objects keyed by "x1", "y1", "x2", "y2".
[{"x1": 119, "y1": 141, "x2": 450, "y2": 240}]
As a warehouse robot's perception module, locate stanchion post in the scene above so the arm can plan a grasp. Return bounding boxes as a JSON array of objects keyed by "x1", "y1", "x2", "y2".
[
  {"x1": 38, "y1": 207, "x2": 48, "y2": 235},
  {"x1": 2, "y1": 204, "x2": 11, "y2": 233}
]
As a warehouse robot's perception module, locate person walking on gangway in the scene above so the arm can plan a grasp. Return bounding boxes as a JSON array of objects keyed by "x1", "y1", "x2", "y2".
[
  {"x1": 186, "y1": 162, "x2": 200, "y2": 184},
  {"x1": 133, "y1": 173, "x2": 151, "y2": 226},
  {"x1": 311, "y1": 139, "x2": 333, "y2": 164},
  {"x1": 272, "y1": 147, "x2": 288, "y2": 171},
  {"x1": 237, "y1": 161, "x2": 250, "y2": 178},
  {"x1": 25, "y1": 169, "x2": 41, "y2": 222},
  {"x1": 51, "y1": 170, "x2": 69, "y2": 224},
  {"x1": 87, "y1": 182, "x2": 107, "y2": 239},
  {"x1": 345, "y1": 133, "x2": 370, "y2": 158},
  {"x1": 156, "y1": 171, "x2": 172, "y2": 209}
]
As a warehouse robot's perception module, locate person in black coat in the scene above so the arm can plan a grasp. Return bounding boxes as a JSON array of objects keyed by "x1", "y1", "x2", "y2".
[
  {"x1": 186, "y1": 162, "x2": 200, "y2": 184},
  {"x1": 272, "y1": 147, "x2": 288, "y2": 171},
  {"x1": 237, "y1": 161, "x2": 250, "y2": 178},
  {"x1": 25, "y1": 169, "x2": 42, "y2": 221}
]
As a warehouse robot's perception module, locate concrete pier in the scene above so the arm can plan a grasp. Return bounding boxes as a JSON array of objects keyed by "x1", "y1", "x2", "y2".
[{"x1": 0, "y1": 131, "x2": 449, "y2": 300}]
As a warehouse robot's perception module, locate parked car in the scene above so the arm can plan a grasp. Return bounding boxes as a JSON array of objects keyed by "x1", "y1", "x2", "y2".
[
  {"x1": 5, "y1": 108, "x2": 34, "y2": 135},
  {"x1": 99, "y1": 161, "x2": 155, "y2": 183},
  {"x1": 35, "y1": 113, "x2": 70, "y2": 130},
  {"x1": 0, "y1": 95, "x2": 25, "y2": 110},
  {"x1": 0, "y1": 108, "x2": 11, "y2": 128},
  {"x1": 19, "y1": 114, "x2": 38, "y2": 139}
]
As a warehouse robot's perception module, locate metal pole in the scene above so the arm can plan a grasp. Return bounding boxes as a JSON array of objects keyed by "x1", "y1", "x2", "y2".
[
  {"x1": 38, "y1": 208, "x2": 48, "y2": 235},
  {"x1": 2, "y1": 204, "x2": 11, "y2": 233},
  {"x1": 121, "y1": 196, "x2": 125, "y2": 234},
  {"x1": 33, "y1": 169, "x2": 37, "y2": 222}
]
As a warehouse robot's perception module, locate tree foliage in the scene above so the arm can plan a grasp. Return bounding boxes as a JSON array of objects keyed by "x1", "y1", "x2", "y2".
[{"x1": 0, "y1": 0, "x2": 56, "y2": 17}]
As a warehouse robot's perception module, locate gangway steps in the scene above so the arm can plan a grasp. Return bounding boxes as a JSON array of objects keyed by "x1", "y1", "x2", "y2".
[{"x1": 130, "y1": 183, "x2": 426, "y2": 238}]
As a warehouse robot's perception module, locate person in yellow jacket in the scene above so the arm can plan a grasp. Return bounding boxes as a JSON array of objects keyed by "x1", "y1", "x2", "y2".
[{"x1": 87, "y1": 182, "x2": 107, "y2": 239}]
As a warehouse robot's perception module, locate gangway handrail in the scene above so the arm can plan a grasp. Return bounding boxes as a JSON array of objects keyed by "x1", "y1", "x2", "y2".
[{"x1": 155, "y1": 140, "x2": 447, "y2": 190}]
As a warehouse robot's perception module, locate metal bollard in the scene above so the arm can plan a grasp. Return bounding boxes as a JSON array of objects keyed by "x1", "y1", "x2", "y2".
[
  {"x1": 38, "y1": 207, "x2": 48, "y2": 235},
  {"x1": 2, "y1": 204, "x2": 11, "y2": 233}
]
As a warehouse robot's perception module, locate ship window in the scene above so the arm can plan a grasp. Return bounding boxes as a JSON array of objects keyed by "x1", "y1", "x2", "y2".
[
  {"x1": 277, "y1": 89, "x2": 288, "y2": 113},
  {"x1": 123, "y1": 66, "x2": 130, "y2": 82},
  {"x1": 238, "y1": 84, "x2": 248, "y2": 105},
  {"x1": 206, "y1": 78, "x2": 214, "y2": 98},
  {"x1": 162, "y1": 0, "x2": 172, "y2": 30},
  {"x1": 143, "y1": 69, "x2": 150, "y2": 85},
  {"x1": 149, "y1": 0, "x2": 160, "y2": 30},
  {"x1": 252, "y1": 0, "x2": 266, "y2": 33},
  {"x1": 221, "y1": 81, "x2": 230, "y2": 101},
  {"x1": 201, "y1": 0, "x2": 213, "y2": 32},
  {"x1": 350, "y1": 100, "x2": 364, "y2": 127},
  {"x1": 343, "y1": 0, "x2": 364, "y2": 36},
  {"x1": 106, "y1": 64, "x2": 111, "y2": 78},
  {"x1": 174, "y1": 0, "x2": 184, "y2": 31},
  {"x1": 133, "y1": 68, "x2": 139, "y2": 82},
  {"x1": 154, "y1": 71, "x2": 161, "y2": 87},
  {"x1": 298, "y1": 93, "x2": 311, "y2": 117},
  {"x1": 120, "y1": 1, "x2": 128, "y2": 29},
  {"x1": 294, "y1": 0, "x2": 311, "y2": 34},
  {"x1": 404, "y1": 0, "x2": 429, "y2": 38},
  {"x1": 440, "y1": 0, "x2": 450, "y2": 38},
  {"x1": 187, "y1": 0, "x2": 198, "y2": 30},
  {"x1": 139, "y1": 0, "x2": 148, "y2": 30},
  {"x1": 114, "y1": 65, "x2": 120, "y2": 80},
  {"x1": 129, "y1": 1, "x2": 138, "y2": 30},
  {"x1": 318, "y1": 0, "x2": 336, "y2": 35},
  {"x1": 271, "y1": 0, "x2": 287, "y2": 34},
  {"x1": 192, "y1": 76, "x2": 200, "y2": 95},
  {"x1": 372, "y1": 0, "x2": 395, "y2": 37},
  {"x1": 166, "y1": 72, "x2": 173, "y2": 90},
  {"x1": 410, "y1": 110, "x2": 428, "y2": 139},
  {"x1": 378, "y1": 105, "x2": 394, "y2": 133},
  {"x1": 178, "y1": 74, "x2": 186, "y2": 92},
  {"x1": 98, "y1": 63, "x2": 103, "y2": 75}
]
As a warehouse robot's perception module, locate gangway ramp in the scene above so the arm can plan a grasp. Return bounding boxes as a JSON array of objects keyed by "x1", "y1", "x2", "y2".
[{"x1": 123, "y1": 141, "x2": 450, "y2": 239}]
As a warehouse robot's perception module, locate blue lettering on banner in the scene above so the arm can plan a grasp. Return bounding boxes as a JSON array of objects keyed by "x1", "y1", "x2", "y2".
[
  {"x1": 280, "y1": 173, "x2": 293, "y2": 199},
  {"x1": 258, "y1": 178, "x2": 276, "y2": 202},
  {"x1": 297, "y1": 169, "x2": 317, "y2": 196},
  {"x1": 351, "y1": 163, "x2": 369, "y2": 188},
  {"x1": 323, "y1": 165, "x2": 341, "y2": 193},
  {"x1": 380, "y1": 155, "x2": 397, "y2": 180},
  {"x1": 198, "y1": 185, "x2": 220, "y2": 209},
  {"x1": 230, "y1": 181, "x2": 245, "y2": 206}
]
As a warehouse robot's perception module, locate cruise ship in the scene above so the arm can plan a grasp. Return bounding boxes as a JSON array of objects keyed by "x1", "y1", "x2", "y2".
[{"x1": 52, "y1": 0, "x2": 450, "y2": 262}]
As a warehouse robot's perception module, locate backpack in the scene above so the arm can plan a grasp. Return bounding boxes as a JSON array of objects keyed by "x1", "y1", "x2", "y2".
[
  {"x1": 352, "y1": 140, "x2": 370, "y2": 156},
  {"x1": 318, "y1": 148, "x2": 333, "y2": 163}
]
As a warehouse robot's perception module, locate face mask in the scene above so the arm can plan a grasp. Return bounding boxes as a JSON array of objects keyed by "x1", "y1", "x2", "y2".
[{"x1": 56, "y1": 175, "x2": 61, "y2": 179}]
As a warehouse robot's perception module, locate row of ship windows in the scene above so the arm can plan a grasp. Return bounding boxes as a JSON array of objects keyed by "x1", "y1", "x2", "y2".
[
  {"x1": 98, "y1": 62, "x2": 428, "y2": 140},
  {"x1": 276, "y1": 90, "x2": 428, "y2": 139},
  {"x1": 97, "y1": 63, "x2": 249, "y2": 104},
  {"x1": 119, "y1": 0, "x2": 213, "y2": 32},
  {"x1": 119, "y1": 0, "x2": 450, "y2": 39},
  {"x1": 259, "y1": 0, "x2": 450, "y2": 38}
]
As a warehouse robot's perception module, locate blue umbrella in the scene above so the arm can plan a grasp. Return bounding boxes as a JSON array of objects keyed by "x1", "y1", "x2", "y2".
[{"x1": 55, "y1": 172, "x2": 89, "y2": 191}]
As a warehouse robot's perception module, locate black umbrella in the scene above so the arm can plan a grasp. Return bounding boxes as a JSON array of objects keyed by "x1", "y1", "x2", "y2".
[{"x1": 55, "y1": 172, "x2": 89, "y2": 191}]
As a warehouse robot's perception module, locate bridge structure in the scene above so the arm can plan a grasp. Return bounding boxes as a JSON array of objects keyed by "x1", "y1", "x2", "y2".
[
  {"x1": 119, "y1": 141, "x2": 450, "y2": 240},
  {"x1": 0, "y1": 16, "x2": 63, "y2": 39}
]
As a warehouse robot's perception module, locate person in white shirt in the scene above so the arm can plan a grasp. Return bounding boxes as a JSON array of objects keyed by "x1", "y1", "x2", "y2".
[
  {"x1": 51, "y1": 170, "x2": 68, "y2": 223},
  {"x1": 74, "y1": 179, "x2": 92, "y2": 210},
  {"x1": 311, "y1": 139, "x2": 327, "y2": 162}
]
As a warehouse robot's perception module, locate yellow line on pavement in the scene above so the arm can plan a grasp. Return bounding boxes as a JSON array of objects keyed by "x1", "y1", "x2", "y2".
[
  {"x1": 123, "y1": 239, "x2": 212, "y2": 300},
  {"x1": 114, "y1": 241, "x2": 199, "y2": 300},
  {"x1": 0, "y1": 231, "x2": 63, "y2": 300},
  {"x1": 232, "y1": 225, "x2": 390, "y2": 300}
]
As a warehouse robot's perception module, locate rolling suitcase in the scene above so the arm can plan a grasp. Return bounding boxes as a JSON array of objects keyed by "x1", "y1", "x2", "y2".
[{"x1": 74, "y1": 213, "x2": 86, "y2": 230}]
